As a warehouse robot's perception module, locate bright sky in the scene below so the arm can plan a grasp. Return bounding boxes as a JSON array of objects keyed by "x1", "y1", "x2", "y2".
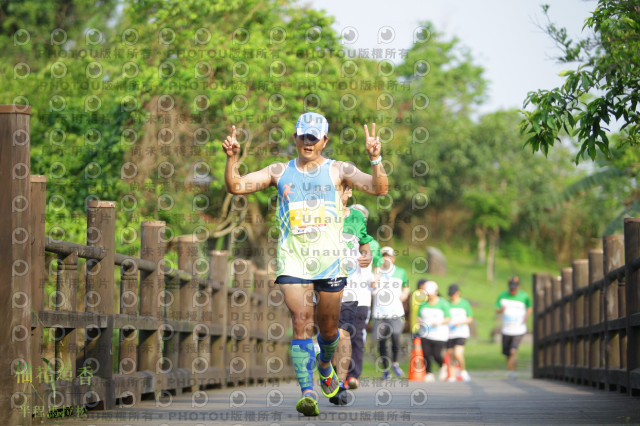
[{"x1": 306, "y1": 0, "x2": 597, "y2": 114}]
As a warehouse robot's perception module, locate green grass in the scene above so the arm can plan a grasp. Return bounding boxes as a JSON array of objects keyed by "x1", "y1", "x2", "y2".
[{"x1": 464, "y1": 339, "x2": 532, "y2": 372}]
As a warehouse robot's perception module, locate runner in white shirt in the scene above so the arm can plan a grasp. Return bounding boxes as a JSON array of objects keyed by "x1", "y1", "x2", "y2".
[
  {"x1": 372, "y1": 247, "x2": 410, "y2": 379},
  {"x1": 345, "y1": 204, "x2": 381, "y2": 390},
  {"x1": 329, "y1": 189, "x2": 372, "y2": 405},
  {"x1": 495, "y1": 276, "x2": 532, "y2": 379},
  {"x1": 446, "y1": 284, "x2": 473, "y2": 382},
  {"x1": 418, "y1": 281, "x2": 450, "y2": 382}
]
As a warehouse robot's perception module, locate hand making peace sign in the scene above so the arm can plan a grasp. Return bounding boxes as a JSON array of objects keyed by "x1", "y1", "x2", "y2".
[{"x1": 364, "y1": 123, "x2": 381, "y2": 160}]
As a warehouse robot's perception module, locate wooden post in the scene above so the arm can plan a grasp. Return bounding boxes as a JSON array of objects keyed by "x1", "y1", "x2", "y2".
[
  {"x1": 617, "y1": 238, "x2": 628, "y2": 380},
  {"x1": 603, "y1": 235, "x2": 624, "y2": 389},
  {"x1": 253, "y1": 269, "x2": 269, "y2": 383},
  {"x1": 603, "y1": 236, "x2": 624, "y2": 321},
  {"x1": 533, "y1": 274, "x2": 543, "y2": 378},
  {"x1": 198, "y1": 252, "x2": 214, "y2": 389},
  {"x1": 138, "y1": 221, "x2": 165, "y2": 400},
  {"x1": 552, "y1": 274, "x2": 562, "y2": 333},
  {"x1": 624, "y1": 218, "x2": 640, "y2": 395},
  {"x1": 208, "y1": 251, "x2": 229, "y2": 387},
  {"x1": 561, "y1": 268, "x2": 573, "y2": 330},
  {"x1": 30, "y1": 175, "x2": 46, "y2": 414},
  {"x1": 588, "y1": 249, "x2": 604, "y2": 387},
  {"x1": 267, "y1": 276, "x2": 290, "y2": 381},
  {"x1": 56, "y1": 250, "x2": 78, "y2": 388},
  {"x1": 573, "y1": 259, "x2": 589, "y2": 379},
  {"x1": 544, "y1": 275, "x2": 553, "y2": 338},
  {"x1": 574, "y1": 260, "x2": 589, "y2": 329},
  {"x1": 589, "y1": 250, "x2": 604, "y2": 327},
  {"x1": 119, "y1": 259, "x2": 138, "y2": 378},
  {"x1": 177, "y1": 235, "x2": 199, "y2": 393},
  {"x1": 0, "y1": 105, "x2": 32, "y2": 425},
  {"x1": 550, "y1": 274, "x2": 562, "y2": 373},
  {"x1": 195, "y1": 279, "x2": 212, "y2": 388},
  {"x1": 85, "y1": 200, "x2": 116, "y2": 409},
  {"x1": 561, "y1": 267, "x2": 573, "y2": 373},
  {"x1": 544, "y1": 274, "x2": 553, "y2": 375},
  {"x1": 229, "y1": 259, "x2": 252, "y2": 385},
  {"x1": 163, "y1": 271, "x2": 180, "y2": 392}
]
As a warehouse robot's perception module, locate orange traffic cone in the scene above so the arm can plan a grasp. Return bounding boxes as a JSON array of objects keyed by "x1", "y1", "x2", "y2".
[{"x1": 408, "y1": 337, "x2": 426, "y2": 381}]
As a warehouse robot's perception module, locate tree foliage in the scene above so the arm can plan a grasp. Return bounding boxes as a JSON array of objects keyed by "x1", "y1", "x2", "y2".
[
  {"x1": 520, "y1": 0, "x2": 640, "y2": 162},
  {"x1": 0, "y1": 0, "x2": 613, "y2": 267}
]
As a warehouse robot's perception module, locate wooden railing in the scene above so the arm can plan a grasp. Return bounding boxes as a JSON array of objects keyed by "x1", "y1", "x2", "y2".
[
  {"x1": 0, "y1": 105, "x2": 295, "y2": 425},
  {"x1": 533, "y1": 219, "x2": 640, "y2": 396}
]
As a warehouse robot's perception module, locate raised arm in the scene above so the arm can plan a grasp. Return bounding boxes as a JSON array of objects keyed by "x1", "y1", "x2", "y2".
[
  {"x1": 341, "y1": 123, "x2": 388, "y2": 195},
  {"x1": 223, "y1": 125, "x2": 274, "y2": 195}
]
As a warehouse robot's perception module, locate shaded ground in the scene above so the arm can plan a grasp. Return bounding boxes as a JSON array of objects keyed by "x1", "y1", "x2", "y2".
[{"x1": 54, "y1": 371, "x2": 640, "y2": 425}]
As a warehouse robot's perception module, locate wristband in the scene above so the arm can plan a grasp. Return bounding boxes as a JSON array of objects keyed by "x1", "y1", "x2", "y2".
[{"x1": 370, "y1": 156, "x2": 382, "y2": 165}]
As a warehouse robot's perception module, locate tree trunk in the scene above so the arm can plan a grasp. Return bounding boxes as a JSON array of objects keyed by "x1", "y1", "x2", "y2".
[
  {"x1": 487, "y1": 226, "x2": 499, "y2": 283},
  {"x1": 387, "y1": 206, "x2": 401, "y2": 237},
  {"x1": 475, "y1": 225, "x2": 487, "y2": 264},
  {"x1": 377, "y1": 205, "x2": 402, "y2": 243}
]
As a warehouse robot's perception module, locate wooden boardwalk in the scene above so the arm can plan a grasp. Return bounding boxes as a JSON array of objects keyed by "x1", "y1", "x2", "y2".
[
  {"x1": 2, "y1": 106, "x2": 638, "y2": 425},
  {"x1": 54, "y1": 372, "x2": 640, "y2": 425}
]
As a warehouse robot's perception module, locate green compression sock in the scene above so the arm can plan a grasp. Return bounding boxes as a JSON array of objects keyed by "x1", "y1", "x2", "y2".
[
  {"x1": 291, "y1": 338, "x2": 316, "y2": 392},
  {"x1": 316, "y1": 333, "x2": 339, "y2": 376}
]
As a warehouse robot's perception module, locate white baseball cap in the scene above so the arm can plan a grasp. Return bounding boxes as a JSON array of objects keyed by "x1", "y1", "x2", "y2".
[
  {"x1": 381, "y1": 246, "x2": 396, "y2": 257},
  {"x1": 295, "y1": 112, "x2": 329, "y2": 141}
]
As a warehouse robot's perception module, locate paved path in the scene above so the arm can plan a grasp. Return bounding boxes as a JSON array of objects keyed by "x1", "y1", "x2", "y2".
[{"x1": 57, "y1": 372, "x2": 639, "y2": 425}]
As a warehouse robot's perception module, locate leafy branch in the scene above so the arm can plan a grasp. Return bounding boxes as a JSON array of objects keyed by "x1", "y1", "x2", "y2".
[{"x1": 521, "y1": 1, "x2": 640, "y2": 163}]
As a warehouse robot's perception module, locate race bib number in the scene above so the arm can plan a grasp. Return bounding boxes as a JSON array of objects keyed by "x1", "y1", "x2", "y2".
[
  {"x1": 504, "y1": 314, "x2": 521, "y2": 326},
  {"x1": 289, "y1": 200, "x2": 328, "y2": 234}
]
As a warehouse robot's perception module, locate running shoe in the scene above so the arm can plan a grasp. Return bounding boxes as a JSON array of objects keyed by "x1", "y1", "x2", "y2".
[
  {"x1": 460, "y1": 370, "x2": 471, "y2": 382},
  {"x1": 346, "y1": 376, "x2": 359, "y2": 389},
  {"x1": 438, "y1": 367, "x2": 448, "y2": 381},
  {"x1": 392, "y1": 363, "x2": 404, "y2": 377},
  {"x1": 316, "y1": 355, "x2": 339, "y2": 398},
  {"x1": 296, "y1": 394, "x2": 319, "y2": 416},
  {"x1": 329, "y1": 386, "x2": 348, "y2": 405},
  {"x1": 381, "y1": 369, "x2": 390, "y2": 380}
]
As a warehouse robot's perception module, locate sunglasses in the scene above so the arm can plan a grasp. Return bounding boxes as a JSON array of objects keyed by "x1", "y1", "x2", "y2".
[{"x1": 298, "y1": 134, "x2": 321, "y2": 144}]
